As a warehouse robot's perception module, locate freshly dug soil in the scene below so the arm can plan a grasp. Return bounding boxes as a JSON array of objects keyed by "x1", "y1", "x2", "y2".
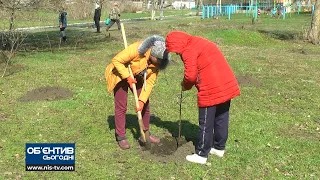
[
  {"x1": 19, "y1": 86, "x2": 73, "y2": 102},
  {"x1": 139, "y1": 136, "x2": 195, "y2": 163}
]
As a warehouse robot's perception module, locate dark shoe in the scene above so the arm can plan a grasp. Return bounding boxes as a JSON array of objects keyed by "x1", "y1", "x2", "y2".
[{"x1": 118, "y1": 139, "x2": 130, "y2": 150}]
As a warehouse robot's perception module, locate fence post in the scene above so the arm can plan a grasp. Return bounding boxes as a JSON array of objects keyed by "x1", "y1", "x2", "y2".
[
  {"x1": 255, "y1": 4, "x2": 258, "y2": 19},
  {"x1": 228, "y1": 6, "x2": 231, "y2": 20},
  {"x1": 202, "y1": 5, "x2": 205, "y2": 19},
  {"x1": 246, "y1": 6, "x2": 249, "y2": 17}
]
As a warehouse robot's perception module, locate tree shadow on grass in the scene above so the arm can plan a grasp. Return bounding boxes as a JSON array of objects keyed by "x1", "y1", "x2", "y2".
[
  {"x1": 107, "y1": 114, "x2": 198, "y2": 144},
  {"x1": 107, "y1": 114, "x2": 142, "y2": 140},
  {"x1": 21, "y1": 28, "x2": 121, "y2": 52}
]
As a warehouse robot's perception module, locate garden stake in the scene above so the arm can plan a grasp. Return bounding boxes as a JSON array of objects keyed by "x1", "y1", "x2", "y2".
[
  {"x1": 178, "y1": 89, "x2": 183, "y2": 147},
  {"x1": 120, "y1": 23, "x2": 151, "y2": 149}
]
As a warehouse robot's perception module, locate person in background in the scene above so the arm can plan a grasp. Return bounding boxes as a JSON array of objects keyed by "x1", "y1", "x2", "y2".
[
  {"x1": 276, "y1": 3, "x2": 282, "y2": 18},
  {"x1": 58, "y1": 8, "x2": 67, "y2": 42},
  {"x1": 165, "y1": 31, "x2": 240, "y2": 164},
  {"x1": 272, "y1": 8, "x2": 277, "y2": 18},
  {"x1": 105, "y1": 35, "x2": 170, "y2": 150},
  {"x1": 106, "y1": 2, "x2": 121, "y2": 31},
  {"x1": 94, "y1": 3, "x2": 102, "y2": 33}
]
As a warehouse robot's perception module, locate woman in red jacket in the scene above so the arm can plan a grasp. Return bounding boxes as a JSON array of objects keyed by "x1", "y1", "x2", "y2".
[{"x1": 166, "y1": 31, "x2": 240, "y2": 164}]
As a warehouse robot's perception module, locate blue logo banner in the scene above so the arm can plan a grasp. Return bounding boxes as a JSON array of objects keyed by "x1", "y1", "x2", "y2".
[{"x1": 25, "y1": 143, "x2": 75, "y2": 165}]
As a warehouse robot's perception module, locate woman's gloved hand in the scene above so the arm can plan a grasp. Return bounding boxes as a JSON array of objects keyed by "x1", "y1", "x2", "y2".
[
  {"x1": 126, "y1": 76, "x2": 137, "y2": 89},
  {"x1": 135, "y1": 100, "x2": 144, "y2": 112}
]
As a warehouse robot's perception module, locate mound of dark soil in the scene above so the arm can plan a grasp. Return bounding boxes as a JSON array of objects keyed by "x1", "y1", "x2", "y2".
[
  {"x1": 139, "y1": 136, "x2": 195, "y2": 163},
  {"x1": 19, "y1": 86, "x2": 73, "y2": 102}
]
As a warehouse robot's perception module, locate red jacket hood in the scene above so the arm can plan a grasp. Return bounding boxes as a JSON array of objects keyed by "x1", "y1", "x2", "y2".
[{"x1": 165, "y1": 31, "x2": 192, "y2": 53}]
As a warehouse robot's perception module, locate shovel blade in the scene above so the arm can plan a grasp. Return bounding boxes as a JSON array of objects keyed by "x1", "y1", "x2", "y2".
[{"x1": 138, "y1": 131, "x2": 151, "y2": 150}]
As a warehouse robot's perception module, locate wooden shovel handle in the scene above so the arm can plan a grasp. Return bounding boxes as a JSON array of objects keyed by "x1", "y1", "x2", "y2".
[
  {"x1": 128, "y1": 65, "x2": 146, "y2": 142},
  {"x1": 120, "y1": 23, "x2": 147, "y2": 142}
]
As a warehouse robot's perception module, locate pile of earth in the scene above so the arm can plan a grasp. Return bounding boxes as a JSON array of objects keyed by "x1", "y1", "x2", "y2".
[{"x1": 19, "y1": 86, "x2": 73, "y2": 102}]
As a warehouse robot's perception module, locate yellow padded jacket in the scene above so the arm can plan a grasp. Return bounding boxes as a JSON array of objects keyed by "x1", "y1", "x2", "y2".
[{"x1": 105, "y1": 41, "x2": 159, "y2": 103}]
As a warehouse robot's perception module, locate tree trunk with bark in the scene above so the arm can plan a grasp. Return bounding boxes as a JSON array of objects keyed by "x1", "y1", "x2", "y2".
[
  {"x1": 307, "y1": 0, "x2": 320, "y2": 44},
  {"x1": 151, "y1": 0, "x2": 156, "y2": 20},
  {"x1": 159, "y1": 0, "x2": 164, "y2": 20},
  {"x1": 196, "y1": 0, "x2": 203, "y2": 16}
]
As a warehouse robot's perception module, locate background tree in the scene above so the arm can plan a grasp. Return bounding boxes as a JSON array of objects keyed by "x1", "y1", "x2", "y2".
[
  {"x1": 307, "y1": 0, "x2": 320, "y2": 44},
  {"x1": 0, "y1": 0, "x2": 41, "y2": 31},
  {"x1": 196, "y1": 0, "x2": 203, "y2": 16},
  {"x1": 0, "y1": 0, "x2": 41, "y2": 77},
  {"x1": 144, "y1": 0, "x2": 148, "y2": 11},
  {"x1": 159, "y1": 0, "x2": 165, "y2": 20},
  {"x1": 150, "y1": 0, "x2": 156, "y2": 20}
]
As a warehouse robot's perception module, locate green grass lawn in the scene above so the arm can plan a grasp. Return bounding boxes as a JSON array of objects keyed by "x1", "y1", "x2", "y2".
[
  {"x1": 0, "y1": 9, "x2": 195, "y2": 30},
  {"x1": 0, "y1": 12, "x2": 319, "y2": 179}
]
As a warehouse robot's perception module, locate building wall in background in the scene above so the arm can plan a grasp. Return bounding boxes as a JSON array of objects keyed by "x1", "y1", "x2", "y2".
[{"x1": 172, "y1": 0, "x2": 196, "y2": 9}]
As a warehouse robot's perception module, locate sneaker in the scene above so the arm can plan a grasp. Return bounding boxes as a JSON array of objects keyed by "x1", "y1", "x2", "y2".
[
  {"x1": 210, "y1": 148, "x2": 225, "y2": 158},
  {"x1": 186, "y1": 154, "x2": 207, "y2": 164},
  {"x1": 118, "y1": 139, "x2": 130, "y2": 150}
]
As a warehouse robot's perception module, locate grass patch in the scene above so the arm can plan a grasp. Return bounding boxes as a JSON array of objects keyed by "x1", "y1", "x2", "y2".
[
  {"x1": 0, "y1": 13, "x2": 319, "y2": 179},
  {"x1": 206, "y1": 29, "x2": 275, "y2": 46}
]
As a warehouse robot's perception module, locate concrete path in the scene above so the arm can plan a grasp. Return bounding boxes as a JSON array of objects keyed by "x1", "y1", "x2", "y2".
[{"x1": 15, "y1": 14, "x2": 198, "y2": 32}]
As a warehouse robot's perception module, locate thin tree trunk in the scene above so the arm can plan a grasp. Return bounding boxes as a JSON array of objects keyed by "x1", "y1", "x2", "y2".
[
  {"x1": 159, "y1": 0, "x2": 164, "y2": 20},
  {"x1": 144, "y1": 0, "x2": 148, "y2": 11},
  {"x1": 196, "y1": 0, "x2": 203, "y2": 16},
  {"x1": 9, "y1": 8, "x2": 15, "y2": 32},
  {"x1": 196, "y1": 0, "x2": 200, "y2": 16},
  {"x1": 2, "y1": 32, "x2": 27, "y2": 78},
  {"x1": 250, "y1": 0, "x2": 254, "y2": 13},
  {"x1": 219, "y1": 0, "x2": 221, "y2": 15},
  {"x1": 151, "y1": 0, "x2": 156, "y2": 20},
  {"x1": 216, "y1": 0, "x2": 219, "y2": 17},
  {"x1": 308, "y1": 0, "x2": 320, "y2": 44}
]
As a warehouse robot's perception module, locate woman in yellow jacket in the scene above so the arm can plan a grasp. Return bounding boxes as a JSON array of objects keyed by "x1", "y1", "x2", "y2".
[{"x1": 105, "y1": 35, "x2": 170, "y2": 150}]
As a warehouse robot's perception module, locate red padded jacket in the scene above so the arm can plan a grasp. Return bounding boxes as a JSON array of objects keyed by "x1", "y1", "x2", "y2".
[{"x1": 166, "y1": 31, "x2": 240, "y2": 107}]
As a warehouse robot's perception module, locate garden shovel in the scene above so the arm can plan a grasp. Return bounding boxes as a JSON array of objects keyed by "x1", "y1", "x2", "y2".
[{"x1": 120, "y1": 23, "x2": 151, "y2": 149}]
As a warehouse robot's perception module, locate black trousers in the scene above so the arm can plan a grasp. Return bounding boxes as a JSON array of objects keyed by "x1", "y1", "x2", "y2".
[
  {"x1": 196, "y1": 100, "x2": 231, "y2": 157},
  {"x1": 94, "y1": 18, "x2": 100, "y2": 32},
  {"x1": 59, "y1": 27, "x2": 67, "y2": 42}
]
